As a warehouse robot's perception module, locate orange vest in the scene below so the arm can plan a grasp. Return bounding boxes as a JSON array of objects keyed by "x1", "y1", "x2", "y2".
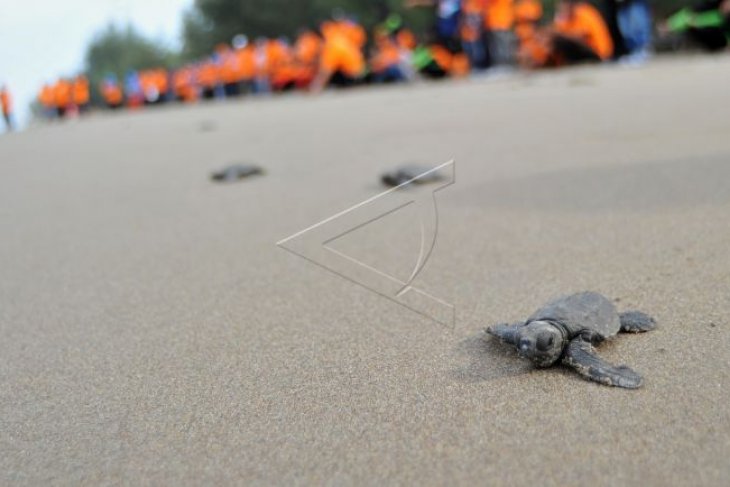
[
  {"x1": 54, "y1": 81, "x2": 72, "y2": 108},
  {"x1": 73, "y1": 77, "x2": 90, "y2": 105}
]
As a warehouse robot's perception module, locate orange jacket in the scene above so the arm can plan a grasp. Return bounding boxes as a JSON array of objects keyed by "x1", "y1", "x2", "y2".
[
  {"x1": 320, "y1": 23, "x2": 366, "y2": 78},
  {"x1": 554, "y1": 2, "x2": 613, "y2": 59},
  {"x1": 483, "y1": 0, "x2": 515, "y2": 30}
]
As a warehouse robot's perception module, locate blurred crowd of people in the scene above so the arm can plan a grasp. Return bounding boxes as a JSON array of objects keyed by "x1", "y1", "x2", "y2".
[{"x1": 18, "y1": 0, "x2": 730, "y2": 124}]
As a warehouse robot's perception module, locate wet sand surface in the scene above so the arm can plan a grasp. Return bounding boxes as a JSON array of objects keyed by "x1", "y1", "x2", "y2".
[{"x1": 1, "y1": 56, "x2": 729, "y2": 486}]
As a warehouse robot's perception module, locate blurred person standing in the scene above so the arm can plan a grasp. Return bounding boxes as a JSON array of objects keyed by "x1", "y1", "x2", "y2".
[
  {"x1": 1, "y1": 85, "x2": 14, "y2": 132},
  {"x1": 73, "y1": 75, "x2": 90, "y2": 113},
  {"x1": 514, "y1": 0, "x2": 549, "y2": 67},
  {"x1": 292, "y1": 30, "x2": 323, "y2": 89},
  {"x1": 233, "y1": 36, "x2": 257, "y2": 94},
  {"x1": 124, "y1": 71, "x2": 144, "y2": 108},
  {"x1": 253, "y1": 37, "x2": 272, "y2": 94},
  {"x1": 54, "y1": 78, "x2": 73, "y2": 118},
  {"x1": 198, "y1": 58, "x2": 223, "y2": 99},
  {"x1": 100, "y1": 75, "x2": 124, "y2": 109},
  {"x1": 482, "y1": 0, "x2": 517, "y2": 66},
  {"x1": 614, "y1": 0, "x2": 653, "y2": 62},
  {"x1": 461, "y1": 0, "x2": 489, "y2": 68},
  {"x1": 38, "y1": 84, "x2": 56, "y2": 119},
  {"x1": 219, "y1": 44, "x2": 243, "y2": 97}
]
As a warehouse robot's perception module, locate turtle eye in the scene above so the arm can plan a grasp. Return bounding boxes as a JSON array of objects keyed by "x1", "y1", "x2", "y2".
[{"x1": 536, "y1": 333, "x2": 554, "y2": 352}]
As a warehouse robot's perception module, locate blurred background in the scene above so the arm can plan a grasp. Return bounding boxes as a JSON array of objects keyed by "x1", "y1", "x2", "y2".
[{"x1": 1, "y1": 0, "x2": 724, "y2": 133}]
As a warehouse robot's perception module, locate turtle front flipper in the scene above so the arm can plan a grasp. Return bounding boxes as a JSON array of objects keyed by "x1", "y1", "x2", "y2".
[
  {"x1": 562, "y1": 338, "x2": 643, "y2": 389},
  {"x1": 619, "y1": 311, "x2": 657, "y2": 333},
  {"x1": 486, "y1": 322, "x2": 523, "y2": 345}
]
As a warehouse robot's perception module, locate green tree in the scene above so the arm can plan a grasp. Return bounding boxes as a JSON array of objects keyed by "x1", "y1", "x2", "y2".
[{"x1": 84, "y1": 24, "x2": 177, "y2": 103}]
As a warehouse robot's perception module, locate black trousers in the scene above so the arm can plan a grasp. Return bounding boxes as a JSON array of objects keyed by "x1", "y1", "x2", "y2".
[
  {"x1": 552, "y1": 35, "x2": 602, "y2": 64},
  {"x1": 688, "y1": 27, "x2": 729, "y2": 51}
]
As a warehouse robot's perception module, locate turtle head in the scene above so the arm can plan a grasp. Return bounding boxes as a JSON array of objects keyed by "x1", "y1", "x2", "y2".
[{"x1": 516, "y1": 321, "x2": 565, "y2": 367}]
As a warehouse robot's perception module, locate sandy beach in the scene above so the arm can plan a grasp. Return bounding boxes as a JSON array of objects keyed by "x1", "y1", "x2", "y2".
[{"x1": 1, "y1": 56, "x2": 729, "y2": 486}]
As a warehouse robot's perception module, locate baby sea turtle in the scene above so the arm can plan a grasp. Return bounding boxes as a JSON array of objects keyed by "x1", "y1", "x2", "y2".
[
  {"x1": 211, "y1": 164, "x2": 264, "y2": 183},
  {"x1": 381, "y1": 164, "x2": 445, "y2": 187},
  {"x1": 487, "y1": 292, "x2": 657, "y2": 389}
]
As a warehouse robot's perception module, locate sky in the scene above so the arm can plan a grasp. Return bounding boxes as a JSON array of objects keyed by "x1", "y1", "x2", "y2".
[{"x1": 0, "y1": 0, "x2": 193, "y2": 132}]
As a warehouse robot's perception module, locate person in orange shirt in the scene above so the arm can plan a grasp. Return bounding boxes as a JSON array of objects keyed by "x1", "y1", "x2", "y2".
[
  {"x1": 100, "y1": 75, "x2": 124, "y2": 109},
  {"x1": 292, "y1": 30, "x2": 323, "y2": 89},
  {"x1": 370, "y1": 27, "x2": 407, "y2": 83},
  {"x1": 155, "y1": 69, "x2": 171, "y2": 103},
  {"x1": 197, "y1": 59, "x2": 222, "y2": 99},
  {"x1": 268, "y1": 38, "x2": 297, "y2": 92},
  {"x1": 483, "y1": 0, "x2": 517, "y2": 66},
  {"x1": 173, "y1": 66, "x2": 199, "y2": 103},
  {"x1": 1, "y1": 85, "x2": 13, "y2": 132},
  {"x1": 39, "y1": 83, "x2": 56, "y2": 119},
  {"x1": 514, "y1": 0, "x2": 550, "y2": 67},
  {"x1": 73, "y1": 75, "x2": 90, "y2": 113},
  {"x1": 310, "y1": 21, "x2": 366, "y2": 92},
  {"x1": 139, "y1": 70, "x2": 161, "y2": 105},
  {"x1": 54, "y1": 79, "x2": 73, "y2": 118},
  {"x1": 217, "y1": 44, "x2": 243, "y2": 97},
  {"x1": 547, "y1": 0, "x2": 614, "y2": 65}
]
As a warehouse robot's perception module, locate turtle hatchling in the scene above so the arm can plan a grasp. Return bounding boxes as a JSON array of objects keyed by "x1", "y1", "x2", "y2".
[{"x1": 487, "y1": 292, "x2": 657, "y2": 388}]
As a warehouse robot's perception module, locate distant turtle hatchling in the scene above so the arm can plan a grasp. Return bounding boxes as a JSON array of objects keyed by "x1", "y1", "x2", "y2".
[
  {"x1": 381, "y1": 164, "x2": 445, "y2": 187},
  {"x1": 211, "y1": 164, "x2": 264, "y2": 183},
  {"x1": 487, "y1": 292, "x2": 657, "y2": 389}
]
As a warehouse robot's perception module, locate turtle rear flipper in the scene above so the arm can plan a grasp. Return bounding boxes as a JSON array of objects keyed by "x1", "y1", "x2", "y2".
[
  {"x1": 562, "y1": 338, "x2": 643, "y2": 389},
  {"x1": 619, "y1": 311, "x2": 657, "y2": 333}
]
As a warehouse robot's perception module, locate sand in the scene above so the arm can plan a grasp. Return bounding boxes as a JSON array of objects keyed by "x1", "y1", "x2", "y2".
[{"x1": 1, "y1": 56, "x2": 729, "y2": 486}]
